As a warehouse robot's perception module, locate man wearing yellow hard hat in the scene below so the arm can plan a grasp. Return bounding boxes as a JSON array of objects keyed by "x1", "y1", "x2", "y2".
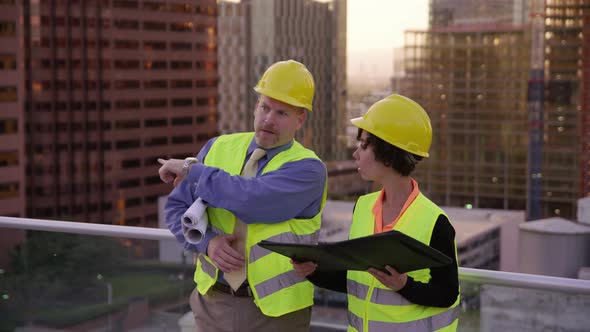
[
  {"x1": 293, "y1": 94, "x2": 461, "y2": 331},
  {"x1": 158, "y1": 60, "x2": 327, "y2": 332}
]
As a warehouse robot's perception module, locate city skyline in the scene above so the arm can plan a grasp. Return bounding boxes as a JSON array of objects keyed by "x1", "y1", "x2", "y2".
[{"x1": 1, "y1": 0, "x2": 589, "y2": 222}]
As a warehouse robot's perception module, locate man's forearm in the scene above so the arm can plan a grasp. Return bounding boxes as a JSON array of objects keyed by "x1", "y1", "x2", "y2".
[{"x1": 188, "y1": 159, "x2": 326, "y2": 223}]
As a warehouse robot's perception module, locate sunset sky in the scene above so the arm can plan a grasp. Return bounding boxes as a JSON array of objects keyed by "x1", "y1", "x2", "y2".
[{"x1": 347, "y1": 0, "x2": 429, "y2": 82}]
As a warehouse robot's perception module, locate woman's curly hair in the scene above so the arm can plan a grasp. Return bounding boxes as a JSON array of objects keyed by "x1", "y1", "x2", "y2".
[{"x1": 357, "y1": 129, "x2": 423, "y2": 176}]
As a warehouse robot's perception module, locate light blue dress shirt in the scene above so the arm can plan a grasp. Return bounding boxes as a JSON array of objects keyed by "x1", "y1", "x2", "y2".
[{"x1": 164, "y1": 136, "x2": 326, "y2": 256}]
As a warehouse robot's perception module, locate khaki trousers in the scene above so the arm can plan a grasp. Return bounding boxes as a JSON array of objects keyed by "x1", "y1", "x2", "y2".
[{"x1": 189, "y1": 287, "x2": 311, "y2": 332}]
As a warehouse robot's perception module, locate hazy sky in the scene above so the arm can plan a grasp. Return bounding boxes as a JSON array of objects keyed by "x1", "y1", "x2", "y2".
[{"x1": 347, "y1": 0, "x2": 429, "y2": 82}]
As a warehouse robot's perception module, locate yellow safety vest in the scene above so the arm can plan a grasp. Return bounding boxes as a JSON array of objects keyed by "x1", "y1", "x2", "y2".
[
  {"x1": 347, "y1": 191, "x2": 460, "y2": 332},
  {"x1": 193, "y1": 132, "x2": 327, "y2": 317}
]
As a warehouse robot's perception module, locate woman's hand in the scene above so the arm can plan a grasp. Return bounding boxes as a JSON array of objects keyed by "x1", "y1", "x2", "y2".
[
  {"x1": 368, "y1": 265, "x2": 407, "y2": 291},
  {"x1": 291, "y1": 260, "x2": 318, "y2": 278}
]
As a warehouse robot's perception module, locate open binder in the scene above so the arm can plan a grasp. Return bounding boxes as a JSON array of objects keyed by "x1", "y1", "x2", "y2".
[{"x1": 258, "y1": 230, "x2": 453, "y2": 273}]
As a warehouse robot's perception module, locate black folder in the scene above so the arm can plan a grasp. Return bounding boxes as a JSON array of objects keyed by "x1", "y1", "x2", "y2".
[{"x1": 258, "y1": 230, "x2": 453, "y2": 273}]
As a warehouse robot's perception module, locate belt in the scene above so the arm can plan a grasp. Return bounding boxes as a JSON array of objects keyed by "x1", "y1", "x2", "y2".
[{"x1": 212, "y1": 282, "x2": 253, "y2": 297}]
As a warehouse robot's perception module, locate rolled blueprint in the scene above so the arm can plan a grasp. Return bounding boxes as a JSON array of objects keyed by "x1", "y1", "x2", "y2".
[{"x1": 181, "y1": 198, "x2": 208, "y2": 244}]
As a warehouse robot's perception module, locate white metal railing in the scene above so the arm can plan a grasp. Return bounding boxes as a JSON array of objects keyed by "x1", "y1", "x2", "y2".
[{"x1": 2, "y1": 216, "x2": 590, "y2": 295}]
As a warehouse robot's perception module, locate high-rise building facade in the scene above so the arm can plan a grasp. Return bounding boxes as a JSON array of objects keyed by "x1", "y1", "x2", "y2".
[
  {"x1": 217, "y1": 0, "x2": 250, "y2": 134},
  {"x1": 403, "y1": 0, "x2": 590, "y2": 219},
  {"x1": 403, "y1": 28, "x2": 531, "y2": 212},
  {"x1": 582, "y1": 1, "x2": 590, "y2": 201},
  {"x1": 0, "y1": 0, "x2": 25, "y2": 218},
  {"x1": 3, "y1": 0, "x2": 219, "y2": 227},
  {"x1": 217, "y1": 0, "x2": 347, "y2": 161},
  {"x1": 541, "y1": 0, "x2": 590, "y2": 217},
  {"x1": 430, "y1": 0, "x2": 528, "y2": 28},
  {"x1": 0, "y1": 0, "x2": 26, "y2": 268}
]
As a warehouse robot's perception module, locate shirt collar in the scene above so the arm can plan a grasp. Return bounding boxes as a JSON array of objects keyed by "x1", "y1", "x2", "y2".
[
  {"x1": 372, "y1": 178, "x2": 420, "y2": 233},
  {"x1": 247, "y1": 138, "x2": 294, "y2": 161}
]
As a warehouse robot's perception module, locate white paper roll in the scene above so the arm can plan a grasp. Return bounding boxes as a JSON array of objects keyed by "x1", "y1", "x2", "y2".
[{"x1": 181, "y1": 198, "x2": 208, "y2": 244}]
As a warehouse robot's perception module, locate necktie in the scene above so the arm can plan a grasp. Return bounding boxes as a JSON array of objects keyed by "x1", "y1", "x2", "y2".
[{"x1": 224, "y1": 148, "x2": 267, "y2": 291}]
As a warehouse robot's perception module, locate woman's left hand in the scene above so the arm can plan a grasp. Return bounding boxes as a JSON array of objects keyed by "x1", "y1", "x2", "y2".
[{"x1": 367, "y1": 265, "x2": 407, "y2": 291}]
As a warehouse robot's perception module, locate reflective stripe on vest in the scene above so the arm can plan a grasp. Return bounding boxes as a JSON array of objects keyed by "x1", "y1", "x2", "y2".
[
  {"x1": 348, "y1": 307, "x2": 459, "y2": 332},
  {"x1": 348, "y1": 279, "x2": 412, "y2": 306},
  {"x1": 347, "y1": 191, "x2": 460, "y2": 331},
  {"x1": 198, "y1": 255, "x2": 216, "y2": 279},
  {"x1": 254, "y1": 269, "x2": 307, "y2": 299},
  {"x1": 195, "y1": 132, "x2": 326, "y2": 317},
  {"x1": 348, "y1": 310, "x2": 363, "y2": 332}
]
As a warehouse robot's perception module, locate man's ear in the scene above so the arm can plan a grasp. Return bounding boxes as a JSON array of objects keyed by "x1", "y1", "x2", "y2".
[{"x1": 296, "y1": 110, "x2": 307, "y2": 130}]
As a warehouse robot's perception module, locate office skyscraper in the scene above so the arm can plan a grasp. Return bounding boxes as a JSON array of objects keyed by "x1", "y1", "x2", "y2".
[
  {"x1": 217, "y1": 0, "x2": 347, "y2": 161},
  {"x1": 0, "y1": 0, "x2": 219, "y2": 227},
  {"x1": 403, "y1": 0, "x2": 589, "y2": 219},
  {"x1": 0, "y1": 0, "x2": 25, "y2": 219}
]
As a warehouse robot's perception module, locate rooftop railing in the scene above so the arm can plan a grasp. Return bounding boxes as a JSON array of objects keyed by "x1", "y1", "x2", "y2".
[{"x1": 2, "y1": 216, "x2": 590, "y2": 331}]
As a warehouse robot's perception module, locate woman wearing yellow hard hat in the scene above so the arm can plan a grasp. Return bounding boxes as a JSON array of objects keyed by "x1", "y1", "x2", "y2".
[{"x1": 293, "y1": 94, "x2": 460, "y2": 331}]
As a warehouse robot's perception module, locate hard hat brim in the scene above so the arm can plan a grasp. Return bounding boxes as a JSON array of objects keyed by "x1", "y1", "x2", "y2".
[
  {"x1": 350, "y1": 116, "x2": 369, "y2": 132},
  {"x1": 350, "y1": 116, "x2": 430, "y2": 158}
]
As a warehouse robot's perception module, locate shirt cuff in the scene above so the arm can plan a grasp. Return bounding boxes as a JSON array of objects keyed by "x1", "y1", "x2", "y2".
[
  {"x1": 186, "y1": 163, "x2": 205, "y2": 187},
  {"x1": 397, "y1": 276, "x2": 416, "y2": 296}
]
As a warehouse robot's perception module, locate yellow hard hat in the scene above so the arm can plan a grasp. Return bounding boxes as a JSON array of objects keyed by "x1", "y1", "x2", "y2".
[
  {"x1": 351, "y1": 94, "x2": 432, "y2": 157},
  {"x1": 254, "y1": 60, "x2": 315, "y2": 111}
]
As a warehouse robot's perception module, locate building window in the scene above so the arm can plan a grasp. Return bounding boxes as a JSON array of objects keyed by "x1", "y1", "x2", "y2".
[
  {"x1": 144, "y1": 175, "x2": 162, "y2": 185},
  {"x1": 0, "y1": 119, "x2": 18, "y2": 135},
  {"x1": 171, "y1": 116, "x2": 192, "y2": 125},
  {"x1": 0, "y1": 21, "x2": 16, "y2": 37},
  {"x1": 169, "y1": 3, "x2": 192, "y2": 13},
  {"x1": 171, "y1": 61, "x2": 192, "y2": 69},
  {"x1": 126, "y1": 197, "x2": 141, "y2": 207},
  {"x1": 115, "y1": 139, "x2": 141, "y2": 150},
  {"x1": 114, "y1": 60, "x2": 140, "y2": 69},
  {"x1": 170, "y1": 21, "x2": 192, "y2": 32},
  {"x1": 144, "y1": 99, "x2": 167, "y2": 108},
  {"x1": 113, "y1": 0, "x2": 138, "y2": 9},
  {"x1": 114, "y1": 19, "x2": 139, "y2": 30},
  {"x1": 144, "y1": 60, "x2": 167, "y2": 70},
  {"x1": 172, "y1": 135, "x2": 193, "y2": 144},
  {"x1": 143, "y1": 21, "x2": 166, "y2": 31},
  {"x1": 118, "y1": 178, "x2": 140, "y2": 189},
  {"x1": 143, "y1": 40, "x2": 167, "y2": 50},
  {"x1": 114, "y1": 39, "x2": 139, "y2": 49},
  {"x1": 171, "y1": 98, "x2": 192, "y2": 107},
  {"x1": 171, "y1": 80, "x2": 192, "y2": 88},
  {"x1": 0, "y1": 54, "x2": 16, "y2": 69},
  {"x1": 170, "y1": 42, "x2": 191, "y2": 51},
  {"x1": 115, "y1": 99, "x2": 140, "y2": 110},
  {"x1": 145, "y1": 118, "x2": 167, "y2": 127},
  {"x1": 121, "y1": 159, "x2": 141, "y2": 169},
  {"x1": 0, "y1": 86, "x2": 17, "y2": 102},
  {"x1": 115, "y1": 119, "x2": 140, "y2": 129},
  {"x1": 0, "y1": 182, "x2": 18, "y2": 199},
  {"x1": 114, "y1": 80, "x2": 140, "y2": 89},
  {"x1": 0, "y1": 150, "x2": 18, "y2": 167},
  {"x1": 143, "y1": 1, "x2": 167, "y2": 11},
  {"x1": 144, "y1": 136, "x2": 168, "y2": 147},
  {"x1": 144, "y1": 80, "x2": 168, "y2": 89}
]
